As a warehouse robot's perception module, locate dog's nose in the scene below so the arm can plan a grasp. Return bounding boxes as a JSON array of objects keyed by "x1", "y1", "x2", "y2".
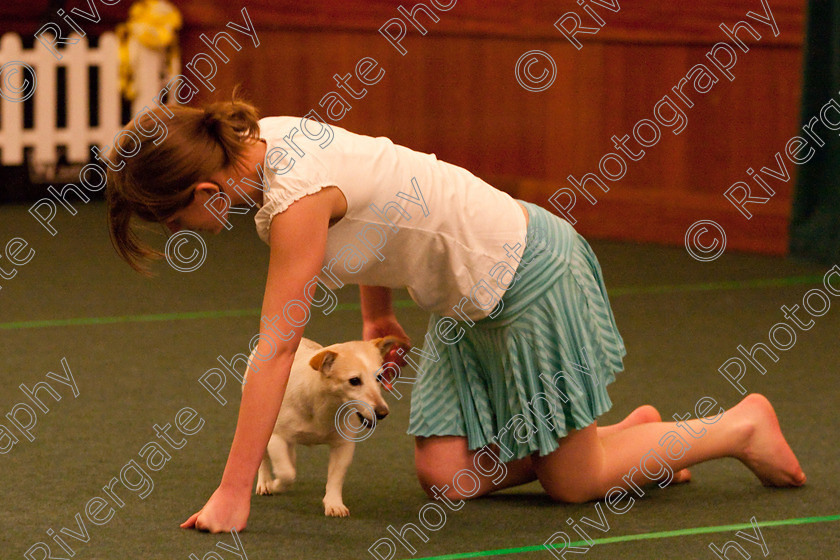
[{"x1": 375, "y1": 407, "x2": 389, "y2": 420}]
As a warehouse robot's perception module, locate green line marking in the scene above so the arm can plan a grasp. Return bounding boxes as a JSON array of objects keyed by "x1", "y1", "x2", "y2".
[
  {"x1": 608, "y1": 274, "x2": 824, "y2": 297},
  {"x1": 0, "y1": 300, "x2": 416, "y2": 330},
  {"x1": 406, "y1": 513, "x2": 840, "y2": 560},
  {"x1": 0, "y1": 309, "x2": 261, "y2": 330},
  {"x1": 0, "y1": 275, "x2": 825, "y2": 330}
]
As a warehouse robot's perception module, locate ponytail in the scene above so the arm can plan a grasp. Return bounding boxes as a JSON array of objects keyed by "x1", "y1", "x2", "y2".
[{"x1": 199, "y1": 97, "x2": 260, "y2": 169}]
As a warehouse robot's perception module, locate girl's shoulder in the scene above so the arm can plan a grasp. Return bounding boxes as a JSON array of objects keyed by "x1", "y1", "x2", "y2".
[{"x1": 257, "y1": 115, "x2": 302, "y2": 139}]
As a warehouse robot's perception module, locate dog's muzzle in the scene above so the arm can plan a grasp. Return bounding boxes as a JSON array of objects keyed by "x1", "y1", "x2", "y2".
[
  {"x1": 356, "y1": 406, "x2": 388, "y2": 428},
  {"x1": 356, "y1": 412, "x2": 375, "y2": 428}
]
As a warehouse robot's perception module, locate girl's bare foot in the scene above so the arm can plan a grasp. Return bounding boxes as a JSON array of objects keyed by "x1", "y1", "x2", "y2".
[
  {"x1": 621, "y1": 404, "x2": 661, "y2": 427},
  {"x1": 732, "y1": 394, "x2": 806, "y2": 487},
  {"x1": 670, "y1": 467, "x2": 692, "y2": 484},
  {"x1": 597, "y1": 405, "x2": 661, "y2": 437}
]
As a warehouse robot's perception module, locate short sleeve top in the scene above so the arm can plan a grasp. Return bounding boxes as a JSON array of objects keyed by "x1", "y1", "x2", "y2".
[{"x1": 254, "y1": 116, "x2": 527, "y2": 321}]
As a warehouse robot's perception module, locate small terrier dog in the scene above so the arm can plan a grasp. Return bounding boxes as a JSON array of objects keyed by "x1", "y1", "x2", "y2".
[{"x1": 244, "y1": 336, "x2": 401, "y2": 517}]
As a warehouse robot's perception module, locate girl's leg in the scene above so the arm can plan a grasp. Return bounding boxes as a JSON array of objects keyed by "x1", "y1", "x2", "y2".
[
  {"x1": 414, "y1": 405, "x2": 683, "y2": 499},
  {"x1": 531, "y1": 393, "x2": 806, "y2": 503},
  {"x1": 596, "y1": 405, "x2": 660, "y2": 438},
  {"x1": 597, "y1": 405, "x2": 692, "y2": 483},
  {"x1": 415, "y1": 436, "x2": 536, "y2": 498}
]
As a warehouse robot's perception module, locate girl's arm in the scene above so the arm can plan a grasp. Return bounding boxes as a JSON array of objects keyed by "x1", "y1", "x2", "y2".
[
  {"x1": 360, "y1": 285, "x2": 409, "y2": 342},
  {"x1": 181, "y1": 191, "x2": 335, "y2": 533}
]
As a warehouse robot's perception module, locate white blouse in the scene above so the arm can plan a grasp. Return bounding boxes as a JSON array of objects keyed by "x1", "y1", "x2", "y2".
[{"x1": 254, "y1": 116, "x2": 527, "y2": 321}]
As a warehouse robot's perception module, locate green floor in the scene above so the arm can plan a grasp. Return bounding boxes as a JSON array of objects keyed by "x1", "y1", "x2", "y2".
[{"x1": 1, "y1": 202, "x2": 838, "y2": 559}]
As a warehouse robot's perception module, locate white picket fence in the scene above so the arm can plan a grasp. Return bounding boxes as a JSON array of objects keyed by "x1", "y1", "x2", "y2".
[{"x1": 0, "y1": 32, "x2": 177, "y2": 180}]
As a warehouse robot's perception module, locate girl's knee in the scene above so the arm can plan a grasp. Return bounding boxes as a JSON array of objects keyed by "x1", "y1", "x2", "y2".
[
  {"x1": 414, "y1": 436, "x2": 484, "y2": 501},
  {"x1": 415, "y1": 462, "x2": 447, "y2": 498},
  {"x1": 540, "y1": 481, "x2": 597, "y2": 504},
  {"x1": 535, "y1": 465, "x2": 607, "y2": 503},
  {"x1": 415, "y1": 455, "x2": 474, "y2": 500},
  {"x1": 532, "y1": 425, "x2": 605, "y2": 503},
  {"x1": 416, "y1": 471, "x2": 473, "y2": 501}
]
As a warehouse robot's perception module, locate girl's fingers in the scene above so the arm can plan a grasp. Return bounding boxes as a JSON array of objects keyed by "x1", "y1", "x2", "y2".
[
  {"x1": 384, "y1": 346, "x2": 408, "y2": 368},
  {"x1": 180, "y1": 511, "x2": 201, "y2": 529}
]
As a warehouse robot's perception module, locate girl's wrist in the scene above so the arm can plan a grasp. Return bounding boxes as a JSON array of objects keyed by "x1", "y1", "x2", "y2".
[
  {"x1": 218, "y1": 473, "x2": 254, "y2": 496},
  {"x1": 364, "y1": 313, "x2": 397, "y2": 326},
  {"x1": 219, "y1": 455, "x2": 261, "y2": 495},
  {"x1": 360, "y1": 285, "x2": 394, "y2": 322}
]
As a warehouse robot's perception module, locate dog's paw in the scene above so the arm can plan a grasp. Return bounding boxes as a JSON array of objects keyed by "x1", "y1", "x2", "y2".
[
  {"x1": 323, "y1": 501, "x2": 350, "y2": 517},
  {"x1": 257, "y1": 477, "x2": 290, "y2": 495},
  {"x1": 255, "y1": 479, "x2": 274, "y2": 495}
]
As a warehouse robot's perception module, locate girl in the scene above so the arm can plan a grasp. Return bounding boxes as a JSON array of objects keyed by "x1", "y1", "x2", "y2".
[{"x1": 106, "y1": 98, "x2": 805, "y2": 533}]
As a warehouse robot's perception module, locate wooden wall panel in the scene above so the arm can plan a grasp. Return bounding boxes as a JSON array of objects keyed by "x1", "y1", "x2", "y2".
[
  {"x1": 175, "y1": 0, "x2": 803, "y2": 45},
  {"x1": 3, "y1": 0, "x2": 806, "y2": 254}
]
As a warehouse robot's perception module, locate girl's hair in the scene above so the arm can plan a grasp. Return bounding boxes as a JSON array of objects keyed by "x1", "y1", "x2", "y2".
[{"x1": 106, "y1": 94, "x2": 260, "y2": 274}]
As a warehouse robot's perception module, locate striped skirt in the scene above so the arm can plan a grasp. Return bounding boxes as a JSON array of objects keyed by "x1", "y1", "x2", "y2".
[{"x1": 407, "y1": 201, "x2": 626, "y2": 462}]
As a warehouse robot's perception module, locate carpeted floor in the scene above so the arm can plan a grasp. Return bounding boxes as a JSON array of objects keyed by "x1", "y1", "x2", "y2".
[{"x1": 1, "y1": 202, "x2": 837, "y2": 560}]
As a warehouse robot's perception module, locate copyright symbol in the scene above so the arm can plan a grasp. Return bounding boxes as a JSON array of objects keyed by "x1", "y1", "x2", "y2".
[
  {"x1": 0, "y1": 61, "x2": 37, "y2": 102},
  {"x1": 685, "y1": 220, "x2": 727, "y2": 262},
  {"x1": 514, "y1": 50, "x2": 557, "y2": 93},
  {"x1": 334, "y1": 401, "x2": 376, "y2": 442},
  {"x1": 165, "y1": 230, "x2": 207, "y2": 272}
]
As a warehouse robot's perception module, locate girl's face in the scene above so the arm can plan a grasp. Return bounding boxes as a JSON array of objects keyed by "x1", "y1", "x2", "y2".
[{"x1": 163, "y1": 183, "x2": 227, "y2": 235}]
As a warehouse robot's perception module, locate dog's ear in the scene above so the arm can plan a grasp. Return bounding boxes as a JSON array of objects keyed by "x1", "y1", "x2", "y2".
[
  {"x1": 372, "y1": 336, "x2": 409, "y2": 359},
  {"x1": 309, "y1": 349, "x2": 338, "y2": 374}
]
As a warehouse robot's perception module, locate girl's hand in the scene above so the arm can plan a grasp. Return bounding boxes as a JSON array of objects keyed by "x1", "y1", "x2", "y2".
[
  {"x1": 181, "y1": 486, "x2": 250, "y2": 533},
  {"x1": 359, "y1": 285, "x2": 410, "y2": 345},
  {"x1": 364, "y1": 315, "x2": 411, "y2": 390},
  {"x1": 363, "y1": 314, "x2": 410, "y2": 344}
]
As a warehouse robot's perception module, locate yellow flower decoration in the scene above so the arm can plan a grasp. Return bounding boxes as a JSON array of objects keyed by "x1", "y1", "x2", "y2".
[{"x1": 116, "y1": 0, "x2": 182, "y2": 100}]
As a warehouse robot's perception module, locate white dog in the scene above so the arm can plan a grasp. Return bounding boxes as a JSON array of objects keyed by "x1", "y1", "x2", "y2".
[{"x1": 244, "y1": 336, "x2": 400, "y2": 517}]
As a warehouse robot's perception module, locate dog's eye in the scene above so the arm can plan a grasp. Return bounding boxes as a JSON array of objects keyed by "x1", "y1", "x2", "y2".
[{"x1": 349, "y1": 377, "x2": 362, "y2": 386}]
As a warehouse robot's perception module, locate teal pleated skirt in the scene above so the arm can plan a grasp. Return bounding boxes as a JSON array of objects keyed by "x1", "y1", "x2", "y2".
[{"x1": 407, "y1": 201, "x2": 626, "y2": 462}]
